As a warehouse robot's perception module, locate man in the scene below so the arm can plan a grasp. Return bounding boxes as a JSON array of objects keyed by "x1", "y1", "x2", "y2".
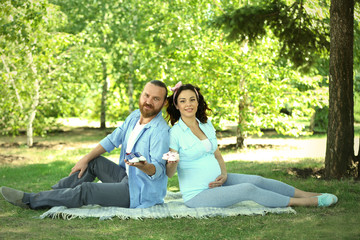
[{"x1": 0, "y1": 80, "x2": 170, "y2": 209}]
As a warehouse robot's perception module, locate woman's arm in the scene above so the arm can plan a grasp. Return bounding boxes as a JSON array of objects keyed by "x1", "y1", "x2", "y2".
[
  {"x1": 209, "y1": 147, "x2": 228, "y2": 188},
  {"x1": 214, "y1": 147, "x2": 227, "y2": 176}
]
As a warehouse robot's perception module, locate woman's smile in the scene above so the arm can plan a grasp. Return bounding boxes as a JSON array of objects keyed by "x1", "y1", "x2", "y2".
[{"x1": 176, "y1": 90, "x2": 199, "y2": 118}]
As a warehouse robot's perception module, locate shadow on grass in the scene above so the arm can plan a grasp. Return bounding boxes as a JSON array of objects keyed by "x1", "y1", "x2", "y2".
[
  {"x1": 0, "y1": 127, "x2": 110, "y2": 146},
  {"x1": 0, "y1": 161, "x2": 73, "y2": 190},
  {"x1": 225, "y1": 159, "x2": 326, "y2": 180}
]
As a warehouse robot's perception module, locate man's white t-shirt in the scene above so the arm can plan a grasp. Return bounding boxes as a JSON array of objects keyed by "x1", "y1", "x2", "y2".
[{"x1": 125, "y1": 120, "x2": 146, "y2": 175}]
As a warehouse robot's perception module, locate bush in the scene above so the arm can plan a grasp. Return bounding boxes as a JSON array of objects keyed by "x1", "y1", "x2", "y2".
[{"x1": 310, "y1": 106, "x2": 328, "y2": 133}]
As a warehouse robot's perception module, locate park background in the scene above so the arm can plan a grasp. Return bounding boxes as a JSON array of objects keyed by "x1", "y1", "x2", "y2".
[{"x1": 1, "y1": 0, "x2": 360, "y2": 239}]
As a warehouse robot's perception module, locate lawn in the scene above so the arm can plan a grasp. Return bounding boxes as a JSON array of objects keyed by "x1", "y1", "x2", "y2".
[{"x1": 0, "y1": 128, "x2": 359, "y2": 240}]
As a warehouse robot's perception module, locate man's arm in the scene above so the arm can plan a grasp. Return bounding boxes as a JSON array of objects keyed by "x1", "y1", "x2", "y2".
[{"x1": 69, "y1": 144, "x2": 106, "y2": 178}]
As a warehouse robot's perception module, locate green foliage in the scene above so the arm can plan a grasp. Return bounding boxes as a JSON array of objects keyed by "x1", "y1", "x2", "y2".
[
  {"x1": 354, "y1": 92, "x2": 360, "y2": 123},
  {"x1": 213, "y1": 0, "x2": 330, "y2": 71},
  {"x1": 0, "y1": 0, "x2": 335, "y2": 141},
  {"x1": 312, "y1": 106, "x2": 329, "y2": 133},
  {"x1": 0, "y1": 0, "x2": 104, "y2": 136}
]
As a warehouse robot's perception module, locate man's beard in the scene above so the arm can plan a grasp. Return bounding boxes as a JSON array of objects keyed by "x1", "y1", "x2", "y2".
[{"x1": 139, "y1": 101, "x2": 162, "y2": 118}]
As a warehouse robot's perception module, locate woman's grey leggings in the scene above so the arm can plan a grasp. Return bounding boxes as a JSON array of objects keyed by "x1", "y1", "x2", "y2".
[{"x1": 185, "y1": 173, "x2": 295, "y2": 208}]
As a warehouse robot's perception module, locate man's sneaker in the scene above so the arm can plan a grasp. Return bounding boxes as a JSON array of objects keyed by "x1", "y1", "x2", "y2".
[
  {"x1": 0, "y1": 186, "x2": 29, "y2": 209},
  {"x1": 125, "y1": 153, "x2": 139, "y2": 163},
  {"x1": 134, "y1": 152, "x2": 146, "y2": 162}
]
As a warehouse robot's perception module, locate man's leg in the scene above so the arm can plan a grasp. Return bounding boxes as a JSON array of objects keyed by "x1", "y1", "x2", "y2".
[
  {"x1": 24, "y1": 177, "x2": 130, "y2": 209},
  {"x1": 52, "y1": 156, "x2": 126, "y2": 189}
]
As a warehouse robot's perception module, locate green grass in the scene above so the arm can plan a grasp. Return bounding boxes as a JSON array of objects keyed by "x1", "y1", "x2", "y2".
[
  {"x1": 248, "y1": 123, "x2": 360, "y2": 139},
  {"x1": 355, "y1": 92, "x2": 360, "y2": 124},
  {"x1": 1, "y1": 129, "x2": 360, "y2": 240}
]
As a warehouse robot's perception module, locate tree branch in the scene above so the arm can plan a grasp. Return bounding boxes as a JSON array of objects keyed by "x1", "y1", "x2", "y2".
[
  {"x1": 212, "y1": 0, "x2": 225, "y2": 14},
  {"x1": 1, "y1": 55, "x2": 24, "y2": 111}
]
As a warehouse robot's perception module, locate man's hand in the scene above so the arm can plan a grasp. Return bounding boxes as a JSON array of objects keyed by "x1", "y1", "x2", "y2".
[
  {"x1": 125, "y1": 159, "x2": 156, "y2": 176},
  {"x1": 69, "y1": 158, "x2": 89, "y2": 178},
  {"x1": 208, "y1": 173, "x2": 227, "y2": 188},
  {"x1": 125, "y1": 159, "x2": 147, "y2": 168}
]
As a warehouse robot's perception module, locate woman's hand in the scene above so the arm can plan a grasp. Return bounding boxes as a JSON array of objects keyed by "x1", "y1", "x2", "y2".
[
  {"x1": 164, "y1": 149, "x2": 179, "y2": 178},
  {"x1": 208, "y1": 173, "x2": 227, "y2": 188}
]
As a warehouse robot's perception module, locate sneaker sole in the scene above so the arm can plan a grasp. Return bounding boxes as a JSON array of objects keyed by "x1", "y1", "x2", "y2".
[{"x1": 128, "y1": 159, "x2": 140, "y2": 163}]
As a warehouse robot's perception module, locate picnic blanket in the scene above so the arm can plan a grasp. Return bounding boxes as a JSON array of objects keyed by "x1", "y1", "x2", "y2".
[{"x1": 39, "y1": 191, "x2": 296, "y2": 220}]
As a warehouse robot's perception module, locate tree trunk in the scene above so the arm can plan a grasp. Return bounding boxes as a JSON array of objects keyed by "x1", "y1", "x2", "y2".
[
  {"x1": 237, "y1": 77, "x2": 247, "y2": 149},
  {"x1": 237, "y1": 101, "x2": 245, "y2": 149},
  {"x1": 26, "y1": 52, "x2": 41, "y2": 147},
  {"x1": 325, "y1": 0, "x2": 355, "y2": 178},
  {"x1": 100, "y1": 59, "x2": 109, "y2": 129},
  {"x1": 27, "y1": 78, "x2": 40, "y2": 147}
]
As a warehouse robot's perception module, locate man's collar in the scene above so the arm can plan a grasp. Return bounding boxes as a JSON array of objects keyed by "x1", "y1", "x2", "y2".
[{"x1": 136, "y1": 109, "x2": 164, "y2": 128}]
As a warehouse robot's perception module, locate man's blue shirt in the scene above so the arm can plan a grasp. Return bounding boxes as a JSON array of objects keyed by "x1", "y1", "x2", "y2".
[{"x1": 100, "y1": 109, "x2": 170, "y2": 208}]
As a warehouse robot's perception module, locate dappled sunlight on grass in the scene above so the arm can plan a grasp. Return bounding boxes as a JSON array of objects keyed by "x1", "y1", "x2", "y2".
[
  {"x1": 0, "y1": 127, "x2": 359, "y2": 239},
  {"x1": 0, "y1": 143, "x2": 97, "y2": 168},
  {"x1": 0, "y1": 211, "x2": 15, "y2": 218},
  {"x1": 219, "y1": 134, "x2": 360, "y2": 163},
  {"x1": 0, "y1": 218, "x2": 122, "y2": 239},
  {"x1": 219, "y1": 137, "x2": 331, "y2": 162},
  {"x1": 0, "y1": 161, "x2": 73, "y2": 192},
  {"x1": 0, "y1": 127, "x2": 108, "y2": 145},
  {"x1": 168, "y1": 186, "x2": 180, "y2": 192},
  {"x1": 0, "y1": 128, "x2": 111, "y2": 170}
]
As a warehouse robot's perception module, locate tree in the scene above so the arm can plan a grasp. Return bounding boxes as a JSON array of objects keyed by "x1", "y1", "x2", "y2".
[
  {"x1": 213, "y1": 0, "x2": 329, "y2": 72},
  {"x1": 205, "y1": 0, "x2": 328, "y2": 144},
  {"x1": 143, "y1": 0, "x2": 324, "y2": 148},
  {"x1": 52, "y1": 0, "x2": 184, "y2": 125},
  {"x1": 325, "y1": 0, "x2": 357, "y2": 178},
  {"x1": 51, "y1": 0, "x2": 116, "y2": 129},
  {"x1": 0, "y1": 0, "x2": 95, "y2": 145},
  {"x1": 1, "y1": 0, "x2": 67, "y2": 146},
  {"x1": 213, "y1": 0, "x2": 360, "y2": 178}
]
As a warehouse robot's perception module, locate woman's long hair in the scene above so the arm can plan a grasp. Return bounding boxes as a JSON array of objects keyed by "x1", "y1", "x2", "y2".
[{"x1": 166, "y1": 84, "x2": 211, "y2": 126}]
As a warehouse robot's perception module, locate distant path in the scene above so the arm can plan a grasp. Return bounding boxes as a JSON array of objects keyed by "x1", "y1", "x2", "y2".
[{"x1": 218, "y1": 137, "x2": 360, "y2": 162}]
